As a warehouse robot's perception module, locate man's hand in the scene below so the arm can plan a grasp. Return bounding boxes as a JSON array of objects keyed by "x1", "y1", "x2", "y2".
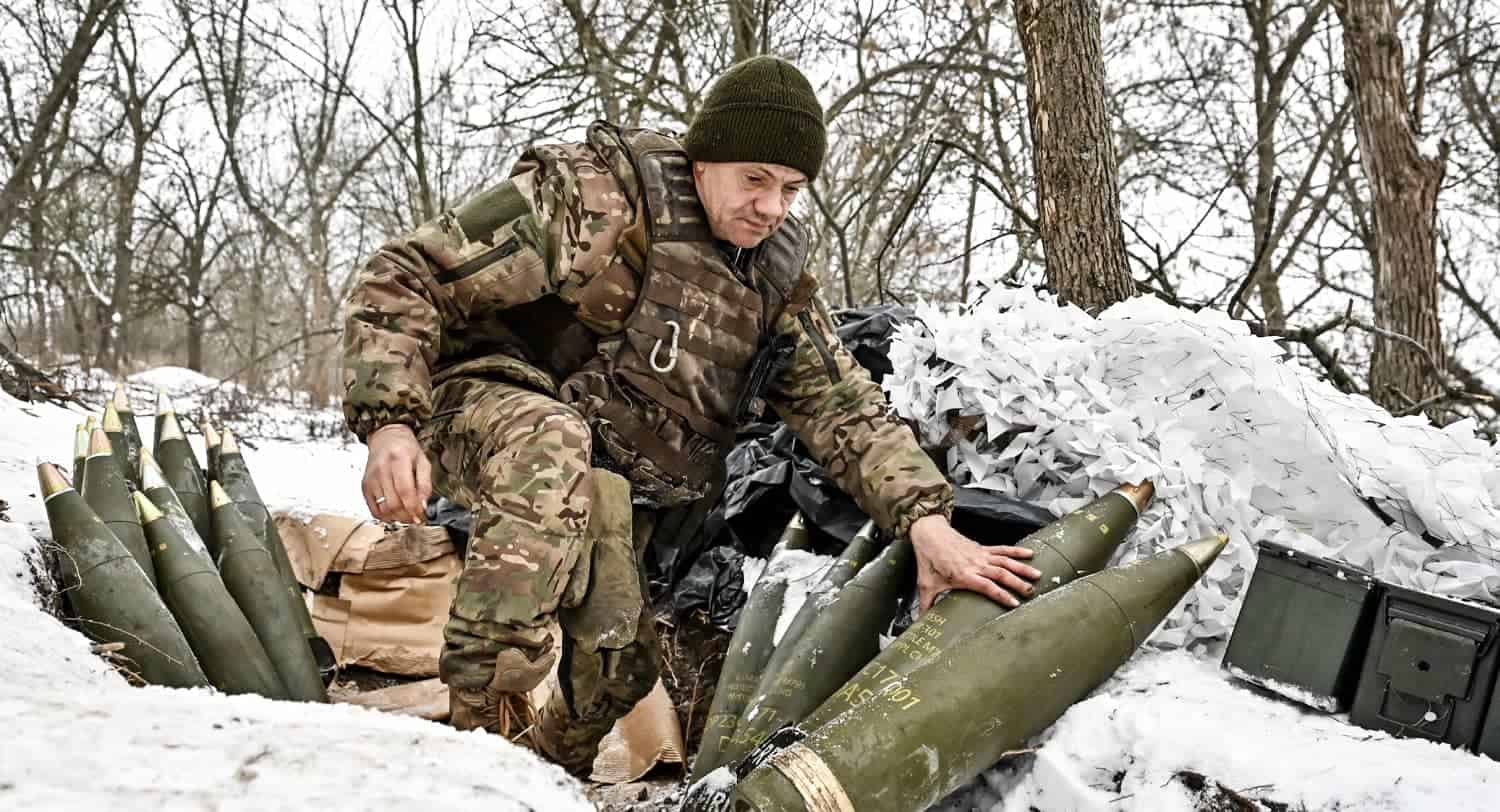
[
  {"x1": 362, "y1": 423, "x2": 432, "y2": 523},
  {"x1": 908, "y1": 514, "x2": 1041, "y2": 614}
]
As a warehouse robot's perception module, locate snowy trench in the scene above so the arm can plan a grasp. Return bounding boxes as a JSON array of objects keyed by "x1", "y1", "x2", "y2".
[{"x1": 0, "y1": 369, "x2": 590, "y2": 811}]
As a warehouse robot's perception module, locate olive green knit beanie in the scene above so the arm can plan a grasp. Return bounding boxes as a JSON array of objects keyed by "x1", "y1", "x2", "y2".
[{"x1": 683, "y1": 55, "x2": 827, "y2": 181}]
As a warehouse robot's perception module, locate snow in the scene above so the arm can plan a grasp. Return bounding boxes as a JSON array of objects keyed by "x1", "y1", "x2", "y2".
[
  {"x1": 127, "y1": 365, "x2": 225, "y2": 393},
  {"x1": 771, "y1": 550, "x2": 835, "y2": 644},
  {"x1": 936, "y1": 649, "x2": 1500, "y2": 812},
  {"x1": 0, "y1": 381, "x2": 590, "y2": 811},
  {"x1": 1225, "y1": 663, "x2": 1340, "y2": 712}
]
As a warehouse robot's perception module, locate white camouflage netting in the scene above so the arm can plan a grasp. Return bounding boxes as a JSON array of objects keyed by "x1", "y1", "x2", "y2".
[{"x1": 882, "y1": 287, "x2": 1500, "y2": 648}]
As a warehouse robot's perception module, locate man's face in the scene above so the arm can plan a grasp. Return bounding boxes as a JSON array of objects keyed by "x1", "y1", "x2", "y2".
[{"x1": 692, "y1": 161, "x2": 808, "y2": 248}]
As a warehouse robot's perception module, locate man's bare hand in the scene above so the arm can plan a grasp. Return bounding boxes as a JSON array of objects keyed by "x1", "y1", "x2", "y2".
[
  {"x1": 908, "y1": 514, "x2": 1041, "y2": 614},
  {"x1": 362, "y1": 424, "x2": 432, "y2": 524}
]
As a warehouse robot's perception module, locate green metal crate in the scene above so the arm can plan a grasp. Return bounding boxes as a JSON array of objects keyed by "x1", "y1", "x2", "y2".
[
  {"x1": 1223, "y1": 540, "x2": 1379, "y2": 712},
  {"x1": 1350, "y1": 584, "x2": 1500, "y2": 752}
]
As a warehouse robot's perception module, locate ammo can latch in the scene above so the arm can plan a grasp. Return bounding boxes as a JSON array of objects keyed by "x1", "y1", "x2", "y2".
[{"x1": 1373, "y1": 604, "x2": 1497, "y2": 732}]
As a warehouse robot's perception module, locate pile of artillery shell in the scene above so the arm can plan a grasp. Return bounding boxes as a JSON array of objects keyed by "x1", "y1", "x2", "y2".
[
  {"x1": 154, "y1": 393, "x2": 211, "y2": 543},
  {"x1": 693, "y1": 513, "x2": 814, "y2": 782},
  {"x1": 730, "y1": 534, "x2": 1227, "y2": 812},
  {"x1": 136, "y1": 490, "x2": 288, "y2": 698},
  {"x1": 38, "y1": 463, "x2": 207, "y2": 688},
  {"x1": 210, "y1": 481, "x2": 327, "y2": 702},
  {"x1": 681, "y1": 481, "x2": 1193, "y2": 812},
  {"x1": 728, "y1": 530, "x2": 914, "y2": 764},
  {"x1": 81, "y1": 427, "x2": 155, "y2": 588},
  {"x1": 35, "y1": 386, "x2": 330, "y2": 701},
  {"x1": 800, "y1": 481, "x2": 1154, "y2": 731},
  {"x1": 215, "y1": 430, "x2": 335, "y2": 678}
]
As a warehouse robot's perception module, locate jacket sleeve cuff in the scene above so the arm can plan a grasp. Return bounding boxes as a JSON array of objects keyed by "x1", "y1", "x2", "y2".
[
  {"x1": 344, "y1": 405, "x2": 423, "y2": 444},
  {"x1": 891, "y1": 484, "x2": 956, "y2": 539}
]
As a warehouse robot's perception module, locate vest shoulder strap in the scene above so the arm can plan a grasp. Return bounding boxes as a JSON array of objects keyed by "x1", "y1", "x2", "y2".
[{"x1": 587, "y1": 121, "x2": 713, "y2": 243}]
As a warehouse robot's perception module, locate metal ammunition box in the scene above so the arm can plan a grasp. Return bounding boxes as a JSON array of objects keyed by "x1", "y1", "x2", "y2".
[
  {"x1": 1350, "y1": 584, "x2": 1500, "y2": 753},
  {"x1": 1223, "y1": 541, "x2": 1379, "y2": 712}
]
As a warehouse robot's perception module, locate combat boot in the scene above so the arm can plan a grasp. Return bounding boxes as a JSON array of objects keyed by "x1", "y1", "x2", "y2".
[{"x1": 448, "y1": 647, "x2": 554, "y2": 750}]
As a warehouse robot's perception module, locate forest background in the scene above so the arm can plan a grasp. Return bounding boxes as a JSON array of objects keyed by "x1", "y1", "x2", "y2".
[{"x1": 1, "y1": 0, "x2": 1496, "y2": 436}]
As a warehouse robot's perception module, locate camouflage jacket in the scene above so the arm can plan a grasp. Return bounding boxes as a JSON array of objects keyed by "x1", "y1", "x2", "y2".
[{"x1": 342, "y1": 126, "x2": 953, "y2": 537}]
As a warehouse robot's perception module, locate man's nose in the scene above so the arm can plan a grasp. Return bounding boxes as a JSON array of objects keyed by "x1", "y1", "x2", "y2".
[{"x1": 753, "y1": 189, "x2": 785, "y2": 219}]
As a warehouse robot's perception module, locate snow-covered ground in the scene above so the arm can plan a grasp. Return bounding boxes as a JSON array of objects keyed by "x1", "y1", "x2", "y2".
[
  {"x1": 6, "y1": 324, "x2": 1500, "y2": 811},
  {"x1": 0, "y1": 371, "x2": 590, "y2": 811},
  {"x1": 936, "y1": 649, "x2": 1500, "y2": 811}
]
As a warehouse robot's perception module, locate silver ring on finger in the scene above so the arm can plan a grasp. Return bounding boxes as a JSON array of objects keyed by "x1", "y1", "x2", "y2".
[{"x1": 375, "y1": 496, "x2": 388, "y2": 505}]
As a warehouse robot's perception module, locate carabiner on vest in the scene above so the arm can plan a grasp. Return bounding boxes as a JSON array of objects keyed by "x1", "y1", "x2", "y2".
[{"x1": 650, "y1": 320, "x2": 681, "y2": 374}]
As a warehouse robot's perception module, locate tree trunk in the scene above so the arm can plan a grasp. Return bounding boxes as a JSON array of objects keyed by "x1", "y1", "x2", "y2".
[
  {"x1": 100, "y1": 143, "x2": 145, "y2": 373},
  {"x1": 187, "y1": 308, "x2": 205, "y2": 372},
  {"x1": 26, "y1": 200, "x2": 52, "y2": 363},
  {"x1": 1333, "y1": 0, "x2": 1446, "y2": 416},
  {"x1": 729, "y1": 0, "x2": 759, "y2": 62},
  {"x1": 1015, "y1": 0, "x2": 1135, "y2": 315},
  {"x1": 1247, "y1": 0, "x2": 1287, "y2": 330}
]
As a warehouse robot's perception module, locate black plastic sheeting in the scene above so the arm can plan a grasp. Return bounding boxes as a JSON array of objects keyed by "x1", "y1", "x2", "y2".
[
  {"x1": 832, "y1": 304, "x2": 916, "y2": 385},
  {"x1": 669, "y1": 480, "x2": 1056, "y2": 627}
]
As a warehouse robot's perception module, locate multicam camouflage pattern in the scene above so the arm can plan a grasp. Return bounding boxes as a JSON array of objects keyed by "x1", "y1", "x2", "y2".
[
  {"x1": 341, "y1": 137, "x2": 638, "y2": 440},
  {"x1": 342, "y1": 120, "x2": 954, "y2": 763},
  {"x1": 765, "y1": 297, "x2": 953, "y2": 536},
  {"x1": 342, "y1": 123, "x2": 951, "y2": 530},
  {"x1": 537, "y1": 505, "x2": 661, "y2": 775},
  {"x1": 554, "y1": 124, "x2": 814, "y2": 505},
  {"x1": 423, "y1": 379, "x2": 593, "y2": 636},
  {"x1": 423, "y1": 380, "x2": 657, "y2": 769}
]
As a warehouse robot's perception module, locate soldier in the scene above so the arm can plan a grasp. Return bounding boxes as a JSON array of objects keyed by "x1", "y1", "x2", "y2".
[{"x1": 341, "y1": 55, "x2": 1041, "y2": 775}]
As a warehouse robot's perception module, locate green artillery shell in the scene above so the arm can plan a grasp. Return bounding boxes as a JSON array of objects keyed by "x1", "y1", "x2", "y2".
[
  {"x1": 217, "y1": 430, "x2": 299, "y2": 585},
  {"x1": 203, "y1": 416, "x2": 221, "y2": 478},
  {"x1": 136, "y1": 492, "x2": 288, "y2": 699},
  {"x1": 140, "y1": 449, "x2": 215, "y2": 567},
  {"x1": 73, "y1": 422, "x2": 89, "y2": 485},
  {"x1": 155, "y1": 394, "x2": 211, "y2": 543},
  {"x1": 732, "y1": 535, "x2": 1228, "y2": 812},
  {"x1": 217, "y1": 429, "x2": 334, "y2": 678},
  {"x1": 110, "y1": 384, "x2": 146, "y2": 487},
  {"x1": 715, "y1": 520, "x2": 884, "y2": 768},
  {"x1": 210, "y1": 481, "x2": 327, "y2": 702},
  {"x1": 763, "y1": 520, "x2": 883, "y2": 678},
  {"x1": 38, "y1": 463, "x2": 208, "y2": 688},
  {"x1": 801, "y1": 481, "x2": 1154, "y2": 731},
  {"x1": 82, "y1": 429, "x2": 155, "y2": 588},
  {"x1": 153, "y1": 388, "x2": 170, "y2": 447},
  {"x1": 731, "y1": 539, "x2": 916, "y2": 763},
  {"x1": 117, "y1": 385, "x2": 146, "y2": 482},
  {"x1": 102, "y1": 399, "x2": 137, "y2": 489},
  {"x1": 691, "y1": 513, "x2": 814, "y2": 782}
]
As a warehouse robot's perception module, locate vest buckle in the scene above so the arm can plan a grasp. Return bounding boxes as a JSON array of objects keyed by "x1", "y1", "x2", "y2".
[{"x1": 650, "y1": 320, "x2": 681, "y2": 374}]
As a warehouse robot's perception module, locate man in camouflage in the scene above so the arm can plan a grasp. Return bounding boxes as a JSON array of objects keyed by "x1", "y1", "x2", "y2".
[{"x1": 342, "y1": 55, "x2": 1041, "y2": 775}]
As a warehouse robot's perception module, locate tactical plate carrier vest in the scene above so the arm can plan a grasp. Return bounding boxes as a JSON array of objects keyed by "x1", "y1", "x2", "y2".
[{"x1": 544, "y1": 122, "x2": 815, "y2": 506}]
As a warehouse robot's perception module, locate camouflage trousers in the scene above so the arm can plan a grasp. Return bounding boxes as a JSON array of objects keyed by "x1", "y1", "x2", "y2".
[{"x1": 421, "y1": 377, "x2": 660, "y2": 775}]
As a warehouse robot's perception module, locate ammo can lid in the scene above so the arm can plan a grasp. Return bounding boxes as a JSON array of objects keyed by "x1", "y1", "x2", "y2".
[
  {"x1": 1254, "y1": 539, "x2": 1376, "y2": 585},
  {"x1": 1380, "y1": 581, "x2": 1500, "y2": 625}
]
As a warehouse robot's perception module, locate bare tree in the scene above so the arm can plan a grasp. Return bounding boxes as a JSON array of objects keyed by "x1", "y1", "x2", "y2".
[
  {"x1": 1332, "y1": 0, "x2": 1447, "y2": 416},
  {"x1": 1014, "y1": 0, "x2": 1135, "y2": 313},
  {"x1": 95, "y1": 8, "x2": 190, "y2": 371},
  {"x1": 182, "y1": 0, "x2": 393, "y2": 395},
  {"x1": 0, "y1": 0, "x2": 124, "y2": 241}
]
